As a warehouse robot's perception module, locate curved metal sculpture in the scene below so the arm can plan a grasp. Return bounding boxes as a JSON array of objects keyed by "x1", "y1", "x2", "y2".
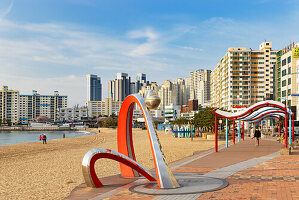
[
  {"x1": 117, "y1": 92, "x2": 179, "y2": 188},
  {"x1": 82, "y1": 91, "x2": 180, "y2": 189},
  {"x1": 82, "y1": 148, "x2": 156, "y2": 187}
]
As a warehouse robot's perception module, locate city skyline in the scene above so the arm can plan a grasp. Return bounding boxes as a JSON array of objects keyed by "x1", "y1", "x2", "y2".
[{"x1": 0, "y1": 0, "x2": 298, "y2": 106}]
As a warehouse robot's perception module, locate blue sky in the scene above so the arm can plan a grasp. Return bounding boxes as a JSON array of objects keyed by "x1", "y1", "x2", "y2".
[{"x1": 0, "y1": 0, "x2": 298, "y2": 106}]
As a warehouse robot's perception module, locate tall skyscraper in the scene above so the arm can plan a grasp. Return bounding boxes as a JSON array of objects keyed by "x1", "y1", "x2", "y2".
[
  {"x1": 136, "y1": 73, "x2": 146, "y2": 83},
  {"x1": 109, "y1": 73, "x2": 131, "y2": 101},
  {"x1": 189, "y1": 69, "x2": 211, "y2": 106},
  {"x1": 86, "y1": 74, "x2": 102, "y2": 101},
  {"x1": 211, "y1": 42, "x2": 277, "y2": 111}
]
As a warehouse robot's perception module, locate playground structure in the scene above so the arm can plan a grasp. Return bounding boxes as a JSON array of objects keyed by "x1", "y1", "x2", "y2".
[
  {"x1": 171, "y1": 125, "x2": 196, "y2": 138},
  {"x1": 212, "y1": 100, "x2": 295, "y2": 152},
  {"x1": 82, "y1": 91, "x2": 179, "y2": 189}
]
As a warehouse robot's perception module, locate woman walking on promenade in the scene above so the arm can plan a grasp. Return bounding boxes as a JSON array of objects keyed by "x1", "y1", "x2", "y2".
[{"x1": 254, "y1": 128, "x2": 261, "y2": 146}]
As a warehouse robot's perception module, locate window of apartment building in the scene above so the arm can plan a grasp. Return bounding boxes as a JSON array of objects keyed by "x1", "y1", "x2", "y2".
[
  {"x1": 282, "y1": 80, "x2": 286, "y2": 87},
  {"x1": 266, "y1": 43, "x2": 269, "y2": 45},
  {"x1": 266, "y1": 60, "x2": 269, "y2": 62},
  {"x1": 288, "y1": 56, "x2": 291, "y2": 63},
  {"x1": 266, "y1": 55, "x2": 269, "y2": 57},
  {"x1": 282, "y1": 59, "x2": 286, "y2": 66},
  {"x1": 288, "y1": 78, "x2": 291, "y2": 85},
  {"x1": 288, "y1": 67, "x2": 291, "y2": 74},
  {"x1": 266, "y1": 50, "x2": 269, "y2": 52},
  {"x1": 282, "y1": 90, "x2": 286, "y2": 97},
  {"x1": 282, "y1": 69, "x2": 286, "y2": 76}
]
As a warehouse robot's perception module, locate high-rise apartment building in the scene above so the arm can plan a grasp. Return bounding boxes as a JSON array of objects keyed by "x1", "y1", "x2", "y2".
[
  {"x1": 0, "y1": 86, "x2": 67, "y2": 124},
  {"x1": 275, "y1": 42, "x2": 299, "y2": 119},
  {"x1": 211, "y1": 42, "x2": 277, "y2": 111},
  {"x1": 158, "y1": 80, "x2": 177, "y2": 109},
  {"x1": 136, "y1": 73, "x2": 146, "y2": 83},
  {"x1": 19, "y1": 90, "x2": 67, "y2": 123},
  {"x1": 0, "y1": 86, "x2": 19, "y2": 124},
  {"x1": 189, "y1": 69, "x2": 211, "y2": 106},
  {"x1": 158, "y1": 78, "x2": 188, "y2": 109},
  {"x1": 108, "y1": 73, "x2": 131, "y2": 101},
  {"x1": 86, "y1": 74, "x2": 102, "y2": 101}
]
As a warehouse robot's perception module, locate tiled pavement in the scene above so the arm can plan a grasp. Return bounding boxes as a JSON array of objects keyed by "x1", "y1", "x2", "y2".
[{"x1": 67, "y1": 138, "x2": 299, "y2": 200}]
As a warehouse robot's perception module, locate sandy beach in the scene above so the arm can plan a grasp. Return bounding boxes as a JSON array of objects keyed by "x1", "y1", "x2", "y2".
[{"x1": 0, "y1": 128, "x2": 224, "y2": 200}]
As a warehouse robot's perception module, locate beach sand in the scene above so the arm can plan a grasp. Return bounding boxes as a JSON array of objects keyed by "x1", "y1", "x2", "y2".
[{"x1": 0, "y1": 128, "x2": 224, "y2": 200}]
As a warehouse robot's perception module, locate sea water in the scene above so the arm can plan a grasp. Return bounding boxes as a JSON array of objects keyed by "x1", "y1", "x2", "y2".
[{"x1": 0, "y1": 130, "x2": 92, "y2": 146}]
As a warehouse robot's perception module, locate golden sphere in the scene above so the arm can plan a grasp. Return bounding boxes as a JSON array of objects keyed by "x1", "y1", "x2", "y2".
[{"x1": 145, "y1": 90, "x2": 161, "y2": 109}]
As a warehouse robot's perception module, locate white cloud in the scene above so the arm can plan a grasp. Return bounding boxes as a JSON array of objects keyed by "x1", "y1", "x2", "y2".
[
  {"x1": 127, "y1": 28, "x2": 159, "y2": 41},
  {"x1": 0, "y1": 1, "x2": 13, "y2": 20},
  {"x1": 0, "y1": 20, "x2": 176, "y2": 106},
  {"x1": 127, "y1": 28, "x2": 162, "y2": 57}
]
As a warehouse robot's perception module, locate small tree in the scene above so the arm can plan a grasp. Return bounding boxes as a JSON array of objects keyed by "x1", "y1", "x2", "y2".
[{"x1": 36, "y1": 115, "x2": 51, "y2": 123}]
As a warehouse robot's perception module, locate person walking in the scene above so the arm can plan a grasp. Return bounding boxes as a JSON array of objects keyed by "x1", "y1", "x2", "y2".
[
  {"x1": 39, "y1": 135, "x2": 42, "y2": 141},
  {"x1": 250, "y1": 126, "x2": 255, "y2": 139},
  {"x1": 42, "y1": 134, "x2": 47, "y2": 144},
  {"x1": 254, "y1": 128, "x2": 261, "y2": 146}
]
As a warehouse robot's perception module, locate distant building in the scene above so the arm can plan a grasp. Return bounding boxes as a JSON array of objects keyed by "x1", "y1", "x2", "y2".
[
  {"x1": 181, "y1": 99, "x2": 199, "y2": 113},
  {"x1": 87, "y1": 97, "x2": 122, "y2": 117},
  {"x1": 136, "y1": 73, "x2": 147, "y2": 83},
  {"x1": 138, "y1": 82, "x2": 159, "y2": 97},
  {"x1": 190, "y1": 69, "x2": 211, "y2": 106},
  {"x1": 133, "y1": 109, "x2": 164, "y2": 122},
  {"x1": 19, "y1": 90, "x2": 67, "y2": 123},
  {"x1": 188, "y1": 99, "x2": 199, "y2": 111},
  {"x1": 58, "y1": 106, "x2": 88, "y2": 122},
  {"x1": 108, "y1": 73, "x2": 131, "y2": 101},
  {"x1": 164, "y1": 104, "x2": 181, "y2": 122},
  {"x1": 0, "y1": 86, "x2": 67, "y2": 124},
  {"x1": 0, "y1": 86, "x2": 19, "y2": 124},
  {"x1": 86, "y1": 74, "x2": 102, "y2": 101}
]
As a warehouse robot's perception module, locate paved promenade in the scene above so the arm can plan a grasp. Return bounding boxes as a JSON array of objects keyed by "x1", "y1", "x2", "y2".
[{"x1": 67, "y1": 137, "x2": 299, "y2": 200}]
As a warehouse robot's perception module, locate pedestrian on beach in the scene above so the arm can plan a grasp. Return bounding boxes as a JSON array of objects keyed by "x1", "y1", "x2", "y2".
[
  {"x1": 42, "y1": 134, "x2": 47, "y2": 144},
  {"x1": 39, "y1": 135, "x2": 42, "y2": 141},
  {"x1": 254, "y1": 128, "x2": 261, "y2": 146}
]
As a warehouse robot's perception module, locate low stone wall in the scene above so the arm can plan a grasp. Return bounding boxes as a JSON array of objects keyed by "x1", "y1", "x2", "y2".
[{"x1": 0, "y1": 127, "x2": 77, "y2": 131}]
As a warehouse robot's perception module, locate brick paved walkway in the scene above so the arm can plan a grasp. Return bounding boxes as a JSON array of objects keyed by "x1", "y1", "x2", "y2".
[{"x1": 67, "y1": 138, "x2": 299, "y2": 200}]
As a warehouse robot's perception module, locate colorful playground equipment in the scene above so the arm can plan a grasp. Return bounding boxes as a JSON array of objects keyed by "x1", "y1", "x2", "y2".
[
  {"x1": 212, "y1": 100, "x2": 295, "y2": 152},
  {"x1": 171, "y1": 125, "x2": 196, "y2": 138},
  {"x1": 82, "y1": 91, "x2": 180, "y2": 189}
]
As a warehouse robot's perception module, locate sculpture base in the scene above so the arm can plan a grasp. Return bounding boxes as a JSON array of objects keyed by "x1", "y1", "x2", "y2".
[{"x1": 129, "y1": 172, "x2": 228, "y2": 195}]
